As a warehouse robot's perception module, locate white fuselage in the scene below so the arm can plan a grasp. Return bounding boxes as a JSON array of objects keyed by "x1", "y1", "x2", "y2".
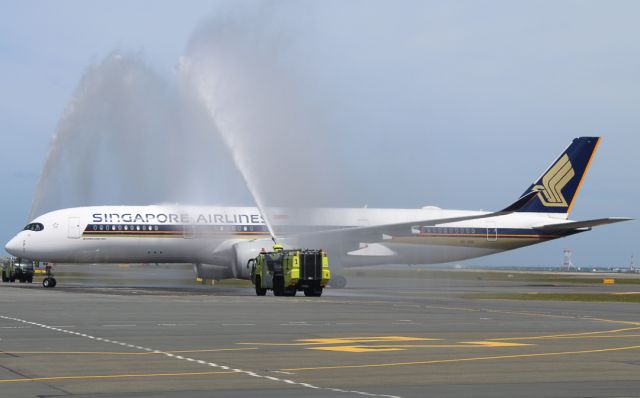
[{"x1": 5, "y1": 205, "x2": 577, "y2": 280}]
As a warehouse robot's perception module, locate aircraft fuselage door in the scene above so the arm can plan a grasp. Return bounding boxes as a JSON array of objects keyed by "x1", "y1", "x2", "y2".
[
  {"x1": 68, "y1": 217, "x2": 82, "y2": 239},
  {"x1": 486, "y1": 222, "x2": 497, "y2": 242}
]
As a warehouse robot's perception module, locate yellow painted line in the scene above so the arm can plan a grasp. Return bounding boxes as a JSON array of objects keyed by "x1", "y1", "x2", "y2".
[
  {"x1": 281, "y1": 345, "x2": 640, "y2": 372},
  {"x1": 310, "y1": 346, "x2": 407, "y2": 353},
  {"x1": 461, "y1": 341, "x2": 531, "y2": 347},
  {"x1": 0, "y1": 371, "x2": 237, "y2": 383},
  {"x1": 540, "y1": 334, "x2": 640, "y2": 339},
  {"x1": 283, "y1": 298, "x2": 639, "y2": 328},
  {"x1": 421, "y1": 304, "x2": 640, "y2": 326},
  {"x1": 489, "y1": 326, "x2": 640, "y2": 341},
  {"x1": 586, "y1": 318, "x2": 640, "y2": 326},
  {"x1": 613, "y1": 292, "x2": 640, "y2": 295},
  {"x1": 299, "y1": 336, "x2": 441, "y2": 344},
  {"x1": 239, "y1": 336, "x2": 440, "y2": 346},
  {"x1": 1, "y1": 348, "x2": 258, "y2": 356},
  {"x1": 308, "y1": 341, "x2": 530, "y2": 353}
]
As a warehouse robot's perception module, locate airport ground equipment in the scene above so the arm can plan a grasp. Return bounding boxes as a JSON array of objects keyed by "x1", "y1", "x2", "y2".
[
  {"x1": 249, "y1": 245, "x2": 330, "y2": 297},
  {"x1": 1, "y1": 257, "x2": 35, "y2": 283}
]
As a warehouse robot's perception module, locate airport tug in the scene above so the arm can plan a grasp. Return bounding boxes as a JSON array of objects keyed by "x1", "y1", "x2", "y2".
[{"x1": 248, "y1": 245, "x2": 330, "y2": 297}]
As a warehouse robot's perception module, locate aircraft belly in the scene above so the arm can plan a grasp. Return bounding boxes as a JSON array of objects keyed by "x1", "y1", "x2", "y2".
[
  {"x1": 390, "y1": 235, "x2": 553, "y2": 251},
  {"x1": 42, "y1": 236, "x2": 223, "y2": 264}
]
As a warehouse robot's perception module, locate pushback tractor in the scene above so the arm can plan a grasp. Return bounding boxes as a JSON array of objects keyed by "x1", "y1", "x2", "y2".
[{"x1": 248, "y1": 245, "x2": 330, "y2": 297}]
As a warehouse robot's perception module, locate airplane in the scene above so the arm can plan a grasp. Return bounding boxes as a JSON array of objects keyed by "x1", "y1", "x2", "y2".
[{"x1": 4, "y1": 137, "x2": 631, "y2": 288}]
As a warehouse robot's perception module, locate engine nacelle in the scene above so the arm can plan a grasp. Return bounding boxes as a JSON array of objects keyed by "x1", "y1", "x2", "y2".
[
  {"x1": 232, "y1": 239, "x2": 271, "y2": 280},
  {"x1": 195, "y1": 238, "x2": 274, "y2": 280},
  {"x1": 193, "y1": 263, "x2": 233, "y2": 280}
]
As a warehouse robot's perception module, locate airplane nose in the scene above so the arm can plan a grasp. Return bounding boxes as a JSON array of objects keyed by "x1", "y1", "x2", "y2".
[{"x1": 4, "y1": 236, "x2": 20, "y2": 256}]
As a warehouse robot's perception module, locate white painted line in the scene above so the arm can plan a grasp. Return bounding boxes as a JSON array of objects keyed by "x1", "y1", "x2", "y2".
[
  {"x1": 0, "y1": 314, "x2": 401, "y2": 398},
  {"x1": 102, "y1": 324, "x2": 136, "y2": 327},
  {"x1": 222, "y1": 323, "x2": 256, "y2": 326}
]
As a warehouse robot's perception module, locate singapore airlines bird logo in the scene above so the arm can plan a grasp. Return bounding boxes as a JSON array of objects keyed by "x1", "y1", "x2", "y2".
[{"x1": 532, "y1": 154, "x2": 575, "y2": 207}]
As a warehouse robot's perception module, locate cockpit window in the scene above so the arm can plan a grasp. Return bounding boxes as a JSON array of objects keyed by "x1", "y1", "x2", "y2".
[{"x1": 23, "y1": 223, "x2": 44, "y2": 231}]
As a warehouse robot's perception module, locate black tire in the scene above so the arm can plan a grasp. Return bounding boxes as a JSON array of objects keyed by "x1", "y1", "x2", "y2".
[
  {"x1": 304, "y1": 286, "x2": 323, "y2": 297},
  {"x1": 330, "y1": 275, "x2": 347, "y2": 289},
  {"x1": 43, "y1": 278, "x2": 50, "y2": 288},
  {"x1": 255, "y1": 276, "x2": 267, "y2": 296},
  {"x1": 9, "y1": 276, "x2": 16, "y2": 283},
  {"x1": 27, "y1": 275, "x2": 33, "y2": 283},
  {"x1": 50, "y1": 278, "x2": 57, "y2": 287},
  {"x1": 273, "y1": 277, "x2": 284, "y2": 296},
  {"x1": 284, "y1": 287, "x2": 296, "y2": 296}
]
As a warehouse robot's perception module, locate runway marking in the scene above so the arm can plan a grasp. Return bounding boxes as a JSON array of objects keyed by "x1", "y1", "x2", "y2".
[
  {"x1": 308, "y1": 341, "x2": 530, "y2": 353},
  {"x1": 0, "y1": 315, "x2": 400, "y2": 398},
  {"x1": 222, "y1": 323, "x2": 256, "y2": 326},
  {"x1": 489, "y1": 326, "x2": 640, "y2": 341},
  {"x1": 102, "y1": 324, "x2": 136, "y2": 327},
  {"x1": 282, "y1": 344, "x2": 640, "y2": 372},
  {"x1": 314, "y1": 298, "x2": 640, "y2": 327},
  {"x1": 0, "y1": 348, "x2": 259, "y2": 356},
  {"x1": 300, "y1": 336, "x2": 440, "y2": 345},
  {"x1": 0, "y1": 370, "x2": 238, "y2": 383},
  {"x1": 240, "y1": 336, "x2": 440, "y2": 346}
]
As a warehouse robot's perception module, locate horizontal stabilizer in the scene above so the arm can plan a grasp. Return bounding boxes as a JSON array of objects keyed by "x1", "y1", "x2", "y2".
[{"x1": 534, "y1": 217, "x2": 632, "y2": 230}]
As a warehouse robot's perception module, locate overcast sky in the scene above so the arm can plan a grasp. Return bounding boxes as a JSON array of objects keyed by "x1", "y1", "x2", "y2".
[{"x1": 1, "y1": 0, "x2": 638, "y2": 268}]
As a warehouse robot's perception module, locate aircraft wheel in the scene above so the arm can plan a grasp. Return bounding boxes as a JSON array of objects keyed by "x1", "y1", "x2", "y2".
[
  {"x1": 255, "y1": 277, "x2": 267, "y2": 296},
  {"x1": 43, "y1": 278, "x2": 51, "y2": 288},
  {"x1": 51, "y1": 278, "x2": 57, "y2": 287},
  {"x1": 27, "y1": 275, "x2": 33, "y2": 283},
  {"x1": 284, "y1": 287, "x2": 296, "y2": 296},
  {"x1": 330, "y1": 275, "x2": 347, "y2": 289}
]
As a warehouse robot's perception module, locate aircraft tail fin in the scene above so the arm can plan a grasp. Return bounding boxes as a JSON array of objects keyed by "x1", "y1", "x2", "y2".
[{"x1": 514, "y1": 136, "x2": 600, "y2": 216}]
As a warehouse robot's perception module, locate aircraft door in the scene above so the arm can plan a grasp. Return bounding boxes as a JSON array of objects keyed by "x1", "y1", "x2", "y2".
[
  {"x1": 68, "y1": 217, "x2": 82, "y2": 239},
  {"x1": 486, "y1": 222, "x2": 497, "y2": 242}
]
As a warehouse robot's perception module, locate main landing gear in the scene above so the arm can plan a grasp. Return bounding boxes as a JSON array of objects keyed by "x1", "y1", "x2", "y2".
[
  {"x1": 42, "y1": 265, "x2": 57, "y2": 288},
  {"x1": 330, "y1": 275, "x2": 347, "y2": 289}
]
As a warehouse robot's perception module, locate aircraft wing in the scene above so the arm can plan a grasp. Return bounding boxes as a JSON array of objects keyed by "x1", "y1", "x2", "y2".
[
  {"x1": 280, "y1": 191, "x2": 540, "y2": 251},
  {"x1": 533, "y1": 217, "x2": 632, "y2": 231},
  {"x1": 281, "y1": 208, "x2": 523, "y2": 251}
]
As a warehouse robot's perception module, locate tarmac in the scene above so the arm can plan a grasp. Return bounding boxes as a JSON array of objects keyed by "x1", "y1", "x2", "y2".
[{"x1": 1, "y1": 266, "x2": 639, "y2": 398}]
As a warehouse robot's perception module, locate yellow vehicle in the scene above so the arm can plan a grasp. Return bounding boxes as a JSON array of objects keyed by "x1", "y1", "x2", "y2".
[
  {"x1": 248, "y1": 245, "x2": 330, "y2": 297},
  {"x1": 1, "y1": 257, "x2": 35, "y2": 284}
]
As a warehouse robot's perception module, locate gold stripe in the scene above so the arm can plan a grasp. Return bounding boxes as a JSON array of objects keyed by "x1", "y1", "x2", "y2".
[{"x1": 567, "y1": 137, "x2": 600, "y2": 214}]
